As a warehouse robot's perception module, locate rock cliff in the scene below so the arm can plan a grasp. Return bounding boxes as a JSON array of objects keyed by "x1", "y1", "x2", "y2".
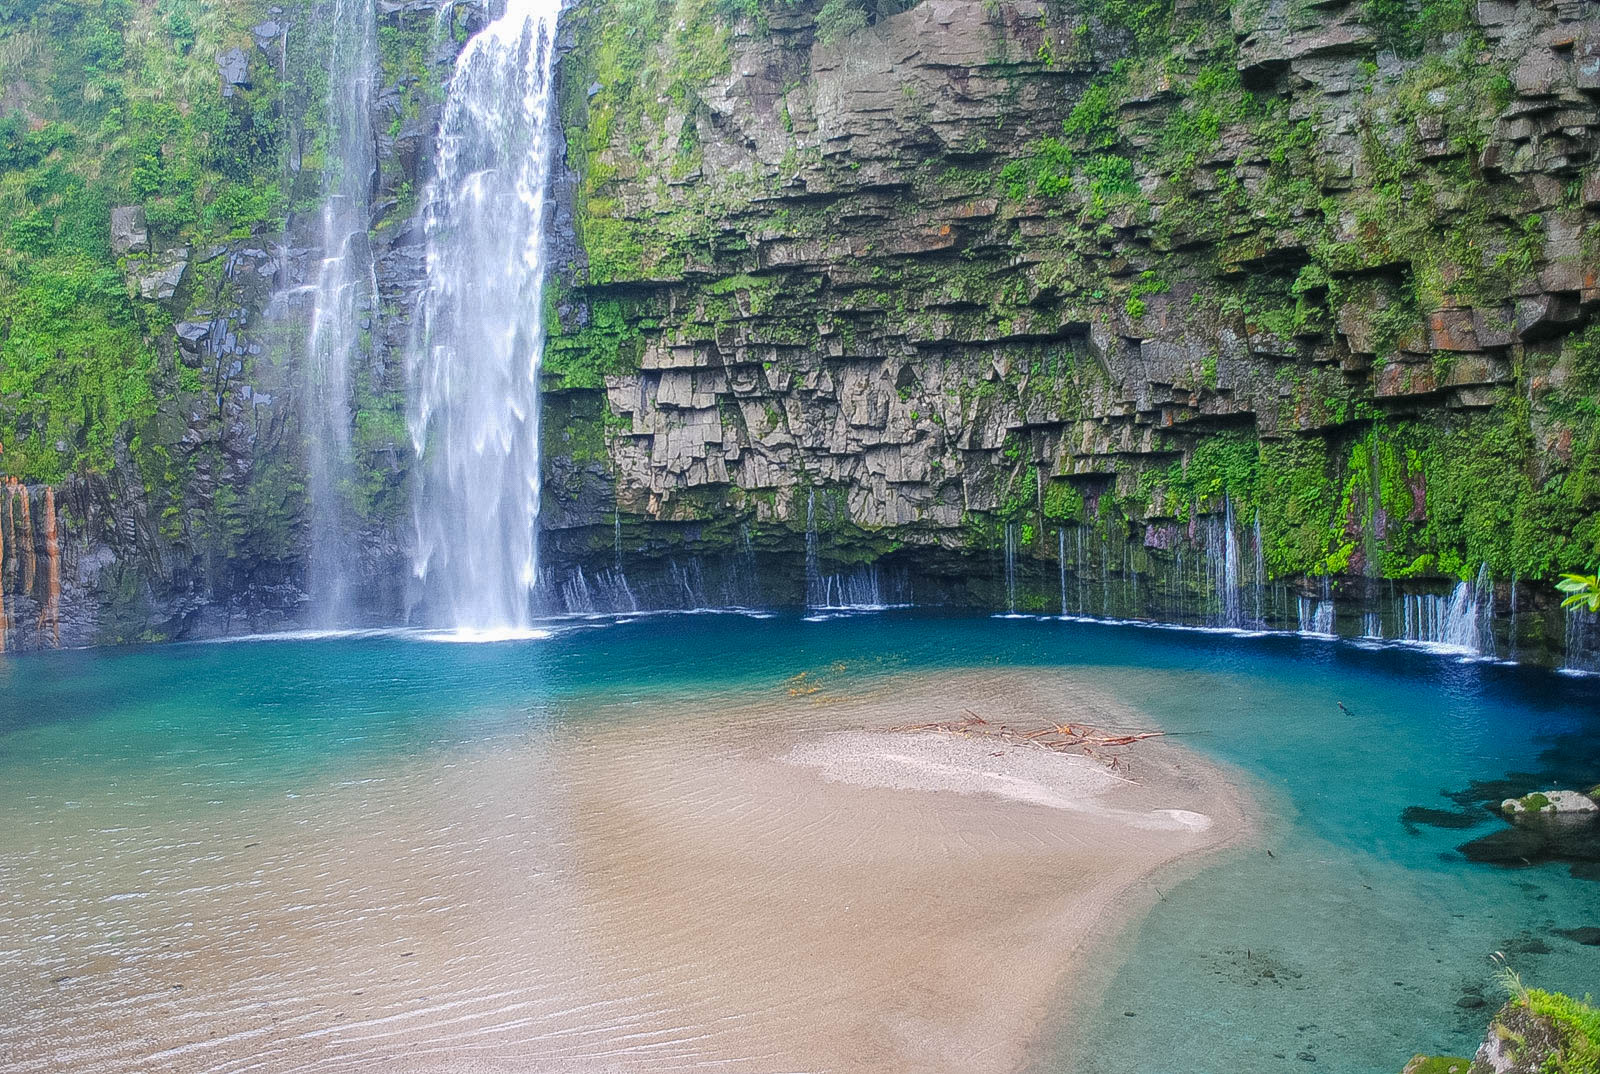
[{"x1": 1, "y1": 0, "x2": 1598, "y2": 660}]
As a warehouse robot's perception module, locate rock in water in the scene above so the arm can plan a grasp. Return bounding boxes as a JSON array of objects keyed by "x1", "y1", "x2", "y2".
[
  {"x1": 1501, "y1": 790, "x2": 1600, "y2": 818},
  {"x1": 1467, "y1": 1001, "x2": 1569, "y2": 1074}
]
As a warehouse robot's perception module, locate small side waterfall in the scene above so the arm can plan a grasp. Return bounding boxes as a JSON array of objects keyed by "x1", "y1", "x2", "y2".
[
  {"x1": 805, "y1": 489, "x2": 822, "y2": 607},
  {"x1": 1252, "y1": 509, "x2": 1266, "y2": 625},
  {"x1": 303, "y1": 0, "x2": 378, "y2": 625},
  {"x1": 407, "y1": 0, "x2": 564, "y2": 631},
  {"x1": 1203, "y1": 496, "x2": 1245, "y2": 627},
  {"x1": 1003, "y1": 522, "x2": 1018, "y2": 611},
  {"x1": 1058, "y1": 528, "x2": 1067, "y2": 615},
  {"x1": 1563, "y1": 608, "x2": 1600, "y2": 674},
  {"x1": 1400, "y1": 564, "x2": 1495, "y2": 655},
  {"x1": 1298, "y1": 577, "x2": 1334, "y2": 635}
]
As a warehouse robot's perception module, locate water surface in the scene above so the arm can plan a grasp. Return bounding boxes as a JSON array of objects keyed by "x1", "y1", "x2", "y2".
[{"x1": 0, "y1": 612, "x2": 1595, "y2": 1072}]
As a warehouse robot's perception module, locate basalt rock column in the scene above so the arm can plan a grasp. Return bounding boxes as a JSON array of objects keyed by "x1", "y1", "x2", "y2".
[
  {"x1": 406, "y1": 0, "x2": 563, "y2": 632},
  {"x1": 37, "y1": 486, "x2": 58, "y2": 648},
  {"x1": 0, "y1": 484, "x2": 7, "y2": 653},
  {"x1": 16, "y1": 484, "x2": 33, "y2": 598}
]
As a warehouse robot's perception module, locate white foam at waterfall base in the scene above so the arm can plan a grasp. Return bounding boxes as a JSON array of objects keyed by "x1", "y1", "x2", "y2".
[
  {"x1": 406, "y1": 0, "x2": 563, "y2": 632},
  {"x1": 1397, "y1": 565, "x2": 1496, "y2": 658}
]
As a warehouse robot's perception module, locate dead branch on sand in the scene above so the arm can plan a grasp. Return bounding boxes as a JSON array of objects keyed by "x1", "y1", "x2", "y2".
[{"x1": 885, "y1": 710, "x2": 1165, "y2": 768}]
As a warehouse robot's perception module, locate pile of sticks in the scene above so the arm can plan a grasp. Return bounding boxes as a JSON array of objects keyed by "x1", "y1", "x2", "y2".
[{"x1": 886, "y1": 709, "x2": 1165, "y2": 768}]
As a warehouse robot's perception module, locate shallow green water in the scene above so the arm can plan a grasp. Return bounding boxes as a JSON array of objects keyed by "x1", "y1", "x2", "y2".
[{"x1": 1, "y1": 612, "x2": 1595, "y2": 1072}]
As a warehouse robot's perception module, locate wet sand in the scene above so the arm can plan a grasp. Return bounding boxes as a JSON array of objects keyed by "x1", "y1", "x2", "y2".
[{"x1": 0, "y1": 667, "x2": 1249, "y2": 1073}]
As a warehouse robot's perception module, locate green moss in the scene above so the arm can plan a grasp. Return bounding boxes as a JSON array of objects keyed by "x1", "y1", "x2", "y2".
[
  {"x1": 1522, "y1": 990, "x2": 1600, "y2": 1074},
  {"x1": 1399, "y1": 1059, "x2": 1471, "y2": 1074},
  {"x1": 1043, "y1": 480, "x2": 1086, "y2": 522}
]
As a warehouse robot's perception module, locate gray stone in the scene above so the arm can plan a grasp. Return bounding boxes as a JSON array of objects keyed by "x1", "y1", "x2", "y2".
[
  {"x1": 110, "y1": 206, "x2": 148, "y2": 255},
  {"x1": 217, "y1": 48, "x2": 250, "y2": 95},
  {"x1": 137, "y1": 251, "x2": 189, "y2": 301}
]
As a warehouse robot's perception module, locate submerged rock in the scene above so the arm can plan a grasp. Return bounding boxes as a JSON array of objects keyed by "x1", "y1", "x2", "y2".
[
  {"x1": 1403, "y1": 805, "x2": 1487, "y2": 830},
  {"x1": 1552, "y1": 926, "x2": 1600, "y2": 945}
]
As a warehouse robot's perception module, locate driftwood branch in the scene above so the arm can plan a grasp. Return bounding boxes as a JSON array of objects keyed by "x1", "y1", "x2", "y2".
[{"x1": 885, "y1": 711, "x2": 1165, "y2": 766}]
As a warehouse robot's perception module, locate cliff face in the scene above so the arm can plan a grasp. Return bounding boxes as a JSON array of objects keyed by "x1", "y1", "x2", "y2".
[
  {"x1": 540, "y1": 0, "x2": 1600, "y2": 655},
  {"x1": 0, "y1": 0, "x2": 1598, "y2": 658}
]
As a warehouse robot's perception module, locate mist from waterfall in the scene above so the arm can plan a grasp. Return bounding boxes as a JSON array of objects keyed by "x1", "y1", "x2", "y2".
[
  {"x1": 304, "y1": 0, "x2": 378, "y2": 625},
  {"x1": 406, "y1": 0, "x2": 563, "y2": 632}
]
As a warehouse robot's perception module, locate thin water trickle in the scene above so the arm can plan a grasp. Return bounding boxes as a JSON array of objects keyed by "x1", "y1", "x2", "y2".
[
  {"x1": 303, "y1": 0, "x2": 378, "y2": 625},
  {"x1": 407, "y1": 0, "x2": 563, "y2": 631},
  {"x1": 1059, "y1": 528, "x2": 1068, "y2": 616},
  {"x1": 1004, "y1": 522, "x2": 1018, "y2": 611}
]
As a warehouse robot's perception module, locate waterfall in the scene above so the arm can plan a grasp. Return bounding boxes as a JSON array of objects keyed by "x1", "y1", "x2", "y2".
[
  {"x1": 1003, "y1": 522, "x2": 1018, "y2": 611},
  {"x1": 805, "y1": 489, "x2": 822, "y2": 606},
  {"x1": 1362, "y1": 611, "x2": 1382, "y2": 639},
  {"x1": 1252, "y1": 509, "x2": 1265, "y2": 626},
  {"x1": 1210, "y1": 496, "x2": 1242, "y2": 627},
  {"x1": 1099, "y1": 526, "x2": 1109, "y2": 616},
  {"x1": 1298, "y1": 577, "x2": 1334, "y2": 635},
  {"x1": 1563, "y1": 608, "x2": 1600, "y2": 674},
  {"x1": 1400, "y1": 564, "x2": 1494, "y2": 655},
  {"x1": 1298, "y1": 596, "x2": 1334, "y2": 635},
  {"x1": 1058, "y1": 528, "x2": 1067, "y2": 615},
  {"x1": 303, "y1": 0, "x2": 378, "y2": 625},
  {"x1": 1075, "y1": 525, "x2": 1086, "y2": 615},
  {"x1": 407, "y1": 0, "x2": 563, "y2": 631}
]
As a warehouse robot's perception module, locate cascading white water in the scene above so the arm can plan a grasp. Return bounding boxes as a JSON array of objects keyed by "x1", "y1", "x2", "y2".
[
  {"x1": 1563, "y1": 608, "x2": 1600, "y2": 674},
  {"x1": 1252, "y1": 509, "x2": 1266, "y2": 625},
  {"x1": 805, "y1": 489, "x2": 822, "y2": 607},
  {"x1": 1058, "y1": 528, "x2": 1067, "y2": 615},
  {"x1": 304, "y1": 0, "x2": 378, "y2": 625},
  {"x1": 1003, "y1": 522, "x2": 1018, "y2": 611},
  {"x1": 407, "y1": 0, "x2": 563, "y2": 631},
  {"x1": 1400, "y1": 564, "x2": 1495, "y2": 655}
]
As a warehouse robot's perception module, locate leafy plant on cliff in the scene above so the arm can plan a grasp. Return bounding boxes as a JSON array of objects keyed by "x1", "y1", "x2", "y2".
[{"x1": 1557, "y1": 575, "x2": 1600, "y2": 614}]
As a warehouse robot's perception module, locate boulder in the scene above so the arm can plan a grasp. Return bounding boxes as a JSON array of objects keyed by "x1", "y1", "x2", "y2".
[
  {"x1": 217, "y1": 48, "x2": 250, "y2": 96},
  {"x1": 137, "y1": 251, "x2": 189, "y2": 301},
  {"x1": 1467, "y1": 998, "x2": 1592, "y2": 1074},
  {"x1": 109, "y1": 206, "x2": 148, "y2": 255},
  {"x1": 1501, "y1": 790, "x2": 1600, "y2": 817}
]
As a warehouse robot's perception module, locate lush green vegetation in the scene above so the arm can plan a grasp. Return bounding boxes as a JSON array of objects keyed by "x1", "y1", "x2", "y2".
[
  {"x1": 0, "y1": 0, "x2": 306, "y2": 484},
  {"x1": 1523, "y1": 990, "x2": 1600, "y2": 1074}
]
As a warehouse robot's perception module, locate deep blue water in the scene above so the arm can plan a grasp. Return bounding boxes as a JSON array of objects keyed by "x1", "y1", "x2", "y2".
[{"x1": 0, "y1": 611, "x2": 1595, "y2": 1072}]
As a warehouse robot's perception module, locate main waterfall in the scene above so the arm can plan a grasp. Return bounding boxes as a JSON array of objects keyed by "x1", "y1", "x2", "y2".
[
  {"x1": 407, "y1": 0, "x2": 563, "y2": 632},
  {"x1": 304, "y1": 0, "x2": 378, "y2": 625}
]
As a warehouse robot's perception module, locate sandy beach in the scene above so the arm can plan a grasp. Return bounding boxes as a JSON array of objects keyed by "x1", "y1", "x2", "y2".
[{"x1": 0, "y1": 666, "x2": 1249, "y2": 1074}]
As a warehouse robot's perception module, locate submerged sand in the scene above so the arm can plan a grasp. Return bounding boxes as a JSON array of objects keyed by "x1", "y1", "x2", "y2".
[{"x1": 0, "y1": 667, "x2": 1249, "y2": 1074}]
